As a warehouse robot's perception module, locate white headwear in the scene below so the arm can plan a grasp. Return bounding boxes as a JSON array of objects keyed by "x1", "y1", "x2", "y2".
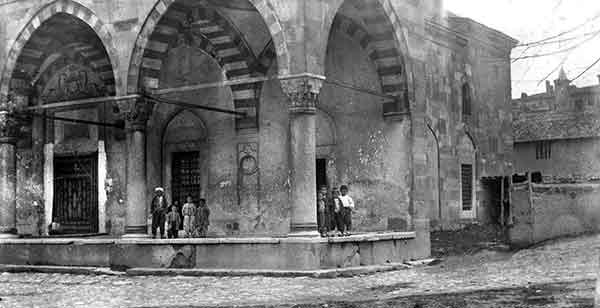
[{"x1": 154, "y1": 187, "x2": 164, "y2": 193}]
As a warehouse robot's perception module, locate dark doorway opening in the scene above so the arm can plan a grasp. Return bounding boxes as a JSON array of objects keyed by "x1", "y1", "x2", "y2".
[
  {"x1": 53, "y1": 153, "x2": 98, "y2": 234},
  {"x1": 316, "y1": 159, "x2": 328, "y2": 191},
  {"x1": 481, "y1": 177, "x2": 510, "y2": 226}
]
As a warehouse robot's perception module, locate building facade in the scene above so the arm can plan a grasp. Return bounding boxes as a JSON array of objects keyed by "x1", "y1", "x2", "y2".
[
  {"x1": 514, "y1": 70, "x2": 600, "y2": 181},
  {"x1": 510, "y1": 70, "x2": 600, "y2": 246},
  {"x1": 0, "y1": 0, "x2": 516, "y2": 239}
]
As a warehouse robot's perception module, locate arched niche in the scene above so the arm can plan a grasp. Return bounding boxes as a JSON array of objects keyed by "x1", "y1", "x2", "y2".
[{"x1": 162, "y1": 109, "x2": 209, "y2": 206}]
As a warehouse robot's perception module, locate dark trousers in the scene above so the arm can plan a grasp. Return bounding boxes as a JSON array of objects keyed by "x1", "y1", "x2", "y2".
[
  {"x1": 333, "y1": 211, "x2": 344, "y2": 232},
  {"x1": 167, "y1": 224, "x2": 178, "y2": 238},
  {"x1": 317, "y1": 210, "x2": 327, "y2": 234},
  {"x1": 342, "y1": 207, "x2": 352, "y2": 232},
  {"x1": 152, "y1": 213, "x2": 165, "y2": 238}
]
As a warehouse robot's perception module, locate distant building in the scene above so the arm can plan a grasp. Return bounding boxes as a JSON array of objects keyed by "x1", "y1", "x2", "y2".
[
  {"x1": 510, "y1": 69, "x2": 600, "y2": 248},
  {"x1": 513, "y1": 69, "x2": 600, "y2": 182}
]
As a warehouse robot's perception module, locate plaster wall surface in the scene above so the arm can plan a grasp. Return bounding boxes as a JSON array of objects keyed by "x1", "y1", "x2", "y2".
[
  {"x1": 509, "y1": 183, "x2": 600, "y2": 248},
  {"x1": 514, "y1": 138, "x2": 600, "y2": 181}
]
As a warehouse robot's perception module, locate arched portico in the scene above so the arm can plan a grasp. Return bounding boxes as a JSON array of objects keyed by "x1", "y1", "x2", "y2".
[
  {"x1": 0, "y1": 0, "x2": 120, "y2": 98},
  {"x1": 0, "y1": 1, "x2": 117, "y2": 237}
]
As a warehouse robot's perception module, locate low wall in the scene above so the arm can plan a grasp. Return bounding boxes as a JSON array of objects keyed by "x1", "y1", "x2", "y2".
[
  {"x1": 509, "y1": 183, "x2": 600, "y2": 248},
  {"x1": 0, "y1": 232, "x2": 429, "y2": 271}
]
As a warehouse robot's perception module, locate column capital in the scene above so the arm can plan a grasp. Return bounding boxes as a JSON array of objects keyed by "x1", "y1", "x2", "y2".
[
  {"x1": 280, "y1": 75, "x2": 324, "y2": 114},
  {"x1": 117, "y1": 96, "x2": 154, "y2": 131}
]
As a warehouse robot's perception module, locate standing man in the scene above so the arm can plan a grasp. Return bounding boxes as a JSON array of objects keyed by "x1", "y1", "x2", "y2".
[
  {"x1": 339, "y1": 185, "x2": 355, "y2": 236},
  {"x1": 150, "y1": 187, "x2": 169, "y2": 239}
]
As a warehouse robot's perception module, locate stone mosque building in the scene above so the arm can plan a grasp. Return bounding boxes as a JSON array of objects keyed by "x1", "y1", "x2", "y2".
[{"x1": 0, "y1": 0, "x2": 516, "y2": 243}]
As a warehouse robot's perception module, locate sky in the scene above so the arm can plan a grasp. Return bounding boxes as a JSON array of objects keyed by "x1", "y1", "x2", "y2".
[{"x1": 444, "y1": 0, "x2": 600, "y2": 98}]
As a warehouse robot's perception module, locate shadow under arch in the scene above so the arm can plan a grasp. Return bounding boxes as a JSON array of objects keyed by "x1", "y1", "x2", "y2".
[
  {"x1": 324, "y1": 0, "x2": 416, "y2": 112},
  {"x1": 0, "y1": 0, "x2": 120, "y2": 98}
]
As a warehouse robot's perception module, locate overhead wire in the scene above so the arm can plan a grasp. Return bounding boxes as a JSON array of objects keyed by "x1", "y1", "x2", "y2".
[
  {"x1": 514, "y1": 10, "x2": 600, "y2": 48},
  {"x1": 571, "y1": 55, "x2": 600, "y2": 83}
]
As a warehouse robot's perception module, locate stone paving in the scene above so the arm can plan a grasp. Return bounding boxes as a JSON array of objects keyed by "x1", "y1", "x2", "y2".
[{"x1": 1, "y1": 234, "x2": 599, "y2": 308}]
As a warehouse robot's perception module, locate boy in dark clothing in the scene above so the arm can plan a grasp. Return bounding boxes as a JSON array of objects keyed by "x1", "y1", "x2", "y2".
[
  {"x1": 330, "y1": 187, "x2": 344, "y2": 236},
  {"x1": 150, "y1": 187, "x2": 169, "y2": 239},
  {"x1": 195, "y1": 198, "x2": 210, "y2": 237},
  {"x1": 317, "y1": 191, "x2": 327, "y2": 237},
  {"x1": 166, "y1": 205, "x2": 181, "y2": 238}
]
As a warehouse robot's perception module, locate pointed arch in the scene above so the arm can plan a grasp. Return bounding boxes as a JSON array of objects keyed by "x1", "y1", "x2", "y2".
[
  {"x1": 327, "y1": 0, "x2": 415, "y2": 112},
  {"x1": 0, "y1": 0, "x2": 119, "y2": 98},
  {"x1": 127, "y1": 0, "x2": 285, "y2": 129}
]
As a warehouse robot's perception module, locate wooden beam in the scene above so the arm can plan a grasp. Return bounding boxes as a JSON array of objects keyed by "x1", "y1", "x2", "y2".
[
  {"x1": 13, "y1": 112, "x2": 125, "y2": 129},
  {"x1": 150, "y1": 76, "x2": 270, "y2": 96},
  {"x1": 26, "y1": 94, "x2": 140, "y2": 111},
  {"x1": 143, "y1": 94, "x2": 246, "y2": 117}
]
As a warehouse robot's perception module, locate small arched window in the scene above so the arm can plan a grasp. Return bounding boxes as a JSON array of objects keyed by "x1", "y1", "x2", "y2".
[{"x1": 462, "y1": 83, "x2": 472, "y2": 118}]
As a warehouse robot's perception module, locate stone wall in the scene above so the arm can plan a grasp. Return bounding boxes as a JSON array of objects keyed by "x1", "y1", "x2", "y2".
[{"x1": 509, "y1": 182, "x2": 600, "y2": 248}]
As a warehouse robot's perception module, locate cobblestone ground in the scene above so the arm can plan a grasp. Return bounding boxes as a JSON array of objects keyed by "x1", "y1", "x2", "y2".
[{"x1": 1, "y1": 235, "x2": 599, "y2": 308}]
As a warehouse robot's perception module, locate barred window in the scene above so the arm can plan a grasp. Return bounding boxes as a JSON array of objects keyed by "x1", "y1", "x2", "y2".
[
  {"x1": 461, "y1": 164, "x2": 473, "y2": 211},
  {"x1": 535, "y1": 141, "x2": 551, "y2": 160}
]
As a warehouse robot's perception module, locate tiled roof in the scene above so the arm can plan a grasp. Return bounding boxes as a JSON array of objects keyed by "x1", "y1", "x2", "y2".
[{"x1": 514, "y1": 112, "x2": 600, "y2": 142}]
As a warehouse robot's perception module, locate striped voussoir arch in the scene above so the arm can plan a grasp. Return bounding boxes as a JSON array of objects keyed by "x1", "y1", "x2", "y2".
[
  {"x1": 332, "y1": 0, "x2": 410, "y2": 106},
  {"x1": 1, "y1": 0, "x2": 118, "y2": 99},
  {"x1": 135, "y1": 0, "x2": 262, "y2": 129}
]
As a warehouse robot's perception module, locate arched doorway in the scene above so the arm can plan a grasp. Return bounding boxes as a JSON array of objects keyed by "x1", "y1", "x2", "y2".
[
  {"x1": 315, "y1": 108, "x2": 337, "y2": 190},
  {"x1": 162, "y1": 110, "x2": 208, "y2": 207},
  {"x1": 4, "y1": 7, "x2": 116, "y2": 235}
]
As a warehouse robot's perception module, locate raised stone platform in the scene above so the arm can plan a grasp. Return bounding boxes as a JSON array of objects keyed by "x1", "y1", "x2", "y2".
[{"x1": 0, "y1": 232, "x2": 429, "y2": 271}]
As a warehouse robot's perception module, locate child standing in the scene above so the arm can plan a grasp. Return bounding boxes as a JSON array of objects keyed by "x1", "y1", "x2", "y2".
[
  {"x1": 166, "y1": 205, "x2": 181, "y2": 239},
  {"x1": 181, "y1": 196, "x2": 196, "y2": 238},
  {"x1": 330, "y1": 187, "x2": 343, "y2": 236},
  {"x1": 339, "y1": 185, "x2": 354, "y2": 236},
  {"x1": 195, "y1": 198, "x2": 210, "y2": 237},
  {"x1": 317, "y1": 191, "x2": 327, "y2": 237}
]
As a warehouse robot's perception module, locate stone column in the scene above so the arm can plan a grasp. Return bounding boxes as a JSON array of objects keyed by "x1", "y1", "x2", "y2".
[
  {"x1": 118, "y1": 97, "x2": 154, "y2": 238},
  {"x1": 281, "y1": 77, "x2": 323, "y2": 236},
  {"x1": 0, "y1": 95, "x2": 24, "y2": 238}
]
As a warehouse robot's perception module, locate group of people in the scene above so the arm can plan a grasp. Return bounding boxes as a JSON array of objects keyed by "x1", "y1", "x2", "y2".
[
  {"x1": 317, "y1": 185, "x2": 355, "y2": 237},
  {"x1": 150, "y1": 187, "x2": 210, "y2": 239}
]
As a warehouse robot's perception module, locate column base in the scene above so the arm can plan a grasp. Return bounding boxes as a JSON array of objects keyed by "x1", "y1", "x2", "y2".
[
  {"x1": 121, "y1": 233, "x2": 151, "y2": 239},
  {"x1": 287, "y1": 230, "x2": 321, "y2": 237},
  {"x1": 122, "y1": 226, "x2": 150, "y2": 239},
  {"x1": 289, "y1": 223, "x2": 319, "y2": 237},
  {"x1": 0, "y1": 228, "x2": 19, "y2": 239},
  {"x1": 0, "y1": 233, "x2": 19, "y2": 239}
]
